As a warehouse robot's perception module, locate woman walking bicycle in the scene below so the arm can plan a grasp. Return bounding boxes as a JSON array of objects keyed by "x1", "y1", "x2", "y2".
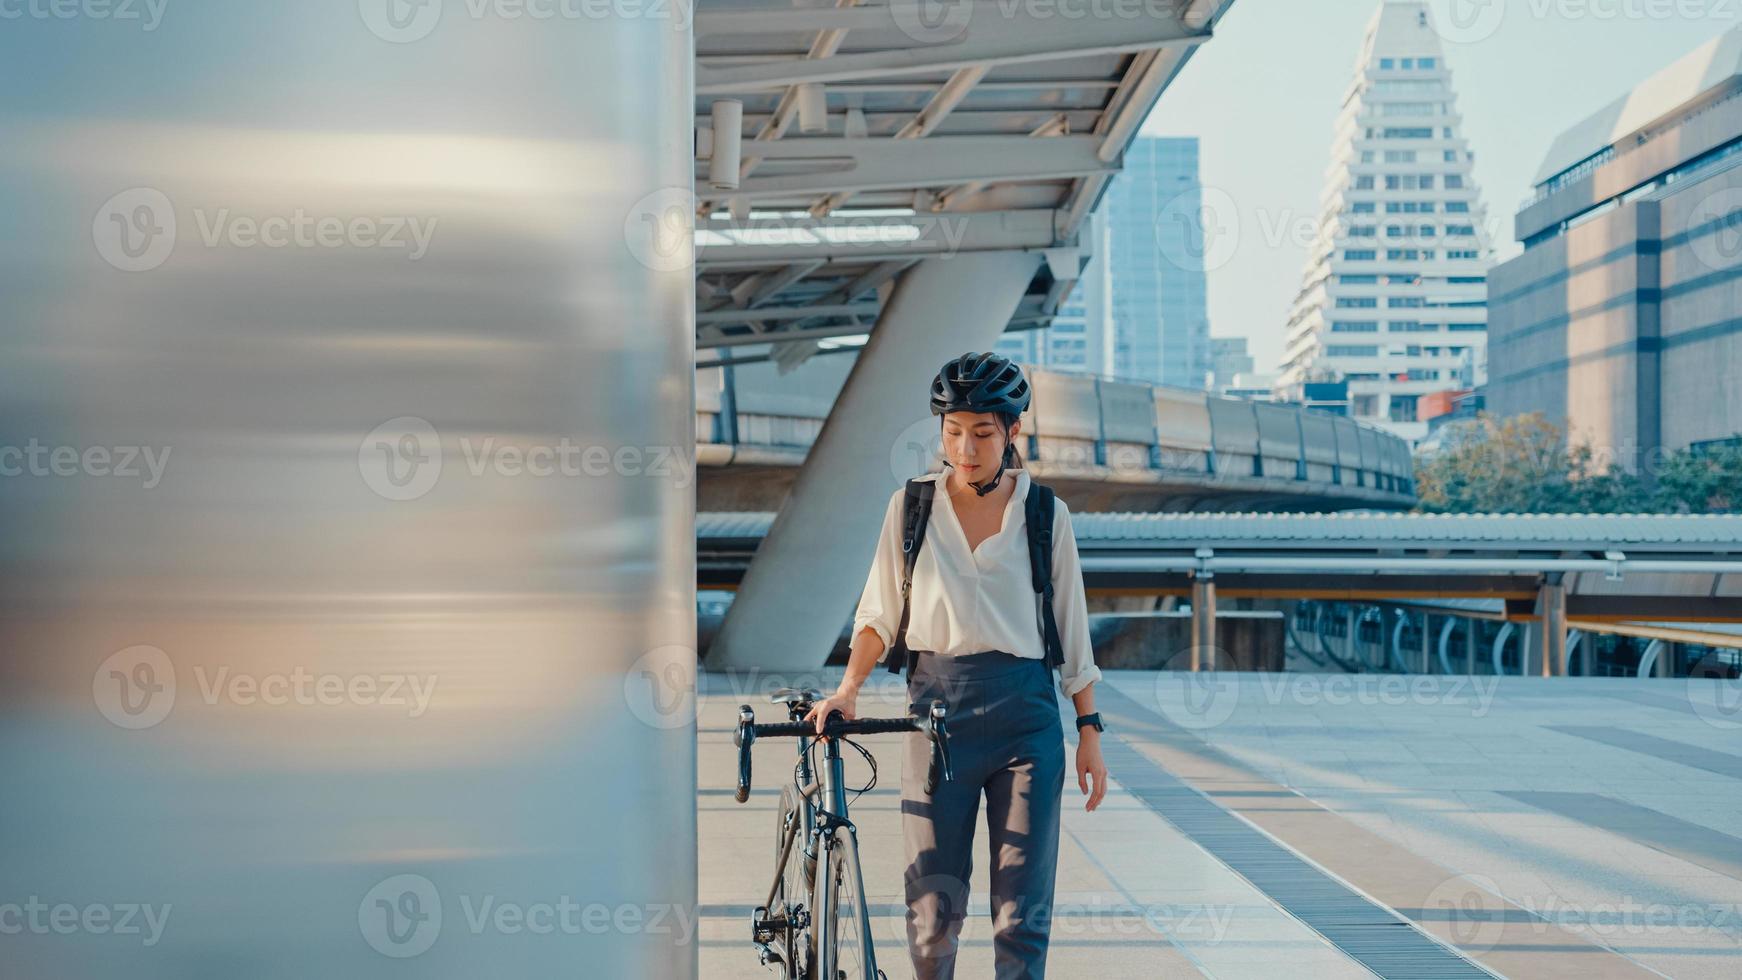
[{"x1": 805, "y1": 352, "x2": 1109, "y2": 980}]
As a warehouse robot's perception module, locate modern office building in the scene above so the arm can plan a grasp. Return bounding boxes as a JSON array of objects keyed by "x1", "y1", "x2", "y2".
[
  {"x1": 1210, "y1": 336, "x2": 1255, "y2": 390},
  {"x1": 1107, "y1": 135, "x2": 1211, "y2": 387},
  {"x1": 1278, "y1": 2, "x2": 1494, "y2": 443},
  {"x1": 1220, "y1": 372, "x2": 1278, "y2": 401},
  {"x1": 1487, "y1": 26, "x2": 1742, "y2": 464}
]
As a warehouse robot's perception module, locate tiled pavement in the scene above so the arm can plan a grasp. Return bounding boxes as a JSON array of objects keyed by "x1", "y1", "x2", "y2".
[{"x1": 699, "y1": 670, "x2": 1742, "y2": 979}]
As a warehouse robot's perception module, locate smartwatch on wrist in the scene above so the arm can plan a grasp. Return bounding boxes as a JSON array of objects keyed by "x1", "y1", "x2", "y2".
[{"x1": 1075, "y1": 712, "x2": 1104, "y2": 733}]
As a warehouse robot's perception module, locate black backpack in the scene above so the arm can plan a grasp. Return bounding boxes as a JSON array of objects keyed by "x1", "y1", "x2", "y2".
[{"x1": 883, "y1": 476, "x2": 1067, "y2": 678}]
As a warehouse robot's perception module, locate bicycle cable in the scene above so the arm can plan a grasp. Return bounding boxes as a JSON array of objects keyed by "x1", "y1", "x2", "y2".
[{"x1": 793, "y1": 732, "x2": 880, "y2": 809}]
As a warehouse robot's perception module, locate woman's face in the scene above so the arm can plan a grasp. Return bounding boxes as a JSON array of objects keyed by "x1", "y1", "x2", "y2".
[{"x1": 941, "y1": 411, "x2": 1021, "y2": 480}]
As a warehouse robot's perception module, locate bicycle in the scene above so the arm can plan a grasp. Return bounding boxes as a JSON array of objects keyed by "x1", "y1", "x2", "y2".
[{"x1": 734, "y1": 687, "x2": 954, "y2": 980}]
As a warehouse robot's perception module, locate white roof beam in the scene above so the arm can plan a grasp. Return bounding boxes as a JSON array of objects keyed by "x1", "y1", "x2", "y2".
[
  {"x1": 730, "y1": 260, "x2": 825, "y2": 309},
  {"x1": 695, "y1": 208, "x2": 1062, "y2": 265},
  {"x1": 696, "y1": 6, "x2": 1209, "y2": 93},
  {"x1": 700, "y1": 319, "x2": 882, "y2": 350},
  {"x1": 709, "y1": 134, "x2": 1115, "y2": 199},
  {"x1": 699, "y1": 303, "x2": 879, "y2": 326}
]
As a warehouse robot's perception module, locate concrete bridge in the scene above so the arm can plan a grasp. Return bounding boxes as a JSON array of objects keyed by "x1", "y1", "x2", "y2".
[{"x1": 697, "y1": 357, "x2": 1418, "y2": 513}]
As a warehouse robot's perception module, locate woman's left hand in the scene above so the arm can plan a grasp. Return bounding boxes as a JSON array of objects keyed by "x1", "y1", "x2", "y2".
[{"x1": 1075, "y1": 733, "x2": 1108, "y2": 812}]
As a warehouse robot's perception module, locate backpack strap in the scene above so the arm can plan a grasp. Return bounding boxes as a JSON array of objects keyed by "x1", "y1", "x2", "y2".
[
  {"x1": 1025, "y1": 481, "x2": 1066, "y2": 672},
  {"x1": 885, "y1": 478, "x2": 936, "y2": 677}
]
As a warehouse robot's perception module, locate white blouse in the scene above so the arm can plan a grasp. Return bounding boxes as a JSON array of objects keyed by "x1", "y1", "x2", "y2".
[{"x1": 852, "y1": 468, "x2": 1102, "y2": 698}]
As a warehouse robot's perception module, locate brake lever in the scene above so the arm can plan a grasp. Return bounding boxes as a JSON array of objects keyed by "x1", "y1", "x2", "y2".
[
  {"x1": 734, "y1": 705, "x2": 755, "y2": 804},
  {"x1": 924, "y1": 699, "x2": 952, "y2": 794}
]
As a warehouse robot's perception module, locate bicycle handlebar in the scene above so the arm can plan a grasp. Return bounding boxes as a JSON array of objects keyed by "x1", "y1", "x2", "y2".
[{"x1": 734, "y1": 701, "x2": 953, "y2": 804}]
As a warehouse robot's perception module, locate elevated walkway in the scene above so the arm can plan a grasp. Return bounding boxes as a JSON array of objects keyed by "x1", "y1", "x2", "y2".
[{"x1": 699, "y1": 672, "x2": 1742, "y2": 978}]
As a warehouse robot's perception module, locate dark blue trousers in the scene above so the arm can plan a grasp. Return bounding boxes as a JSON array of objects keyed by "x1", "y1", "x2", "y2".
[{"x1": 901, "y1": 650, "x2": 1065, "y2": 980}]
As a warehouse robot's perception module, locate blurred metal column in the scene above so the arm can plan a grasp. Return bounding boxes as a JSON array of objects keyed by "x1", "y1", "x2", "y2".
[
  {"x1": 1537, "y1": 577, "x2": 1567, "y2": 677},
  {"x1": 0, "y1": 5, "x2": 696, "y2": 978},
  {"x1": 708, "y1": 251, "x2": 1042, "y2": 672},
  {"x1": 1190, "y1": 573, "x2": 1217, "y2": 672}
]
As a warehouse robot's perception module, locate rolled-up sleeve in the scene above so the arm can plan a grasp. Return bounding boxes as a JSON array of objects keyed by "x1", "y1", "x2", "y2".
[
  {"x1": 1050, "y1": 497, "x2": 1102, "y2": 698},
  {"x1": 852, "y1": 488, "x2": 905, "y2": 663}
]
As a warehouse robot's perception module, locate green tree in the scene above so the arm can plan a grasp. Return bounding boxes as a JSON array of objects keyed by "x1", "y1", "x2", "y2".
[
  {"x1": 1414, "y1": 412, "x2": 1648, "y2": 513},
  {"x1": 1651, "y1": 441, "x2": 1742, "y2": 513}
]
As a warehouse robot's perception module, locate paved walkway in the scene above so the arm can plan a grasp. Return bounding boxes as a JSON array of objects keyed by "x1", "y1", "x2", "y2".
[{"x1": 699, "y1": 670, "x2": 1742, "y2": 979}]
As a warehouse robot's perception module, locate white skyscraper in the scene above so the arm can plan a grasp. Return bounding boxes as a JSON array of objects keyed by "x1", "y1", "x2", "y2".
[{"x1": 1277, "y1": 2, "x2": 1494, "y2": 442}]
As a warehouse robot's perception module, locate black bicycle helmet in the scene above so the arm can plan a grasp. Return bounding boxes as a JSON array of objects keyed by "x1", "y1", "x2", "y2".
[
  {"x1": 929, "y1": 352, "x2": 1030, "y2": 496},
  {"x1": 930, "y1": 351, "x2": 1031, "y2": 418}
]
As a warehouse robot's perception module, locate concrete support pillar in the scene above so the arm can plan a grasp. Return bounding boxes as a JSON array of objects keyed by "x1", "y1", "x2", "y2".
[
  {"x1": 1191, "y1": 573, "x2": 1216, "y2": 671},
  {"x1": 1466, "y1": 617, "x2": 1477, "y2": 675},
  {"x1": 1537, "y1": 579, "x2": 1567, "y2": 678},
  {"x1": 708, "y1": 250, "x2": 1042, "y2": 671}
]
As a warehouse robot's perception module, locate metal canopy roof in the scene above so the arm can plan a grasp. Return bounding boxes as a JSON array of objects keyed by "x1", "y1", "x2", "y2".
[
  {"x1": 699, "y1": 510, "x2": 1742, "y2": 618},
  {"x1": 691, "y1": 0, "x2": 1235, "y2": 361}
]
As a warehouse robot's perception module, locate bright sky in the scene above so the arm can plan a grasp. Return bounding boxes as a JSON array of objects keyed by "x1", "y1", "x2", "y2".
[{"x1": 1143, "y1": 0, "x2": 1737, "y2": 374}]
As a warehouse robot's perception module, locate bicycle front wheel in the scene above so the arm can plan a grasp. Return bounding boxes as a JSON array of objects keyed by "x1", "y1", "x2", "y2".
[{"x1": 821, "y1": 825, "x2": 883, "y2": 980}]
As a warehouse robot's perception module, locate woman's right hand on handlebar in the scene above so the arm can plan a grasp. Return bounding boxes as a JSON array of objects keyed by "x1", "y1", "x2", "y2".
[{"x1": 803, "y1": 690, "x2": 857, "y2": 736}]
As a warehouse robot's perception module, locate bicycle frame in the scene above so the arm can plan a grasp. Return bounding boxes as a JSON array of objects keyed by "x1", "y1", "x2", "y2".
[
  {"x1": 757, "y1": 715, "x2": 878, "y2": 979},
  {"x1": 811, "y1": 734, "x2": 877, "y2": 980},
  {"x1": 738, "y1": 695, "x2": 948, "y2": 979}
]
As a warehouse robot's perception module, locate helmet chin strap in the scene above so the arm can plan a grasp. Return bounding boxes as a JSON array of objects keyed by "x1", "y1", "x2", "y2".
[{"x1": 964, "y1": 438, "x2": 1016, "y2": 497}]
